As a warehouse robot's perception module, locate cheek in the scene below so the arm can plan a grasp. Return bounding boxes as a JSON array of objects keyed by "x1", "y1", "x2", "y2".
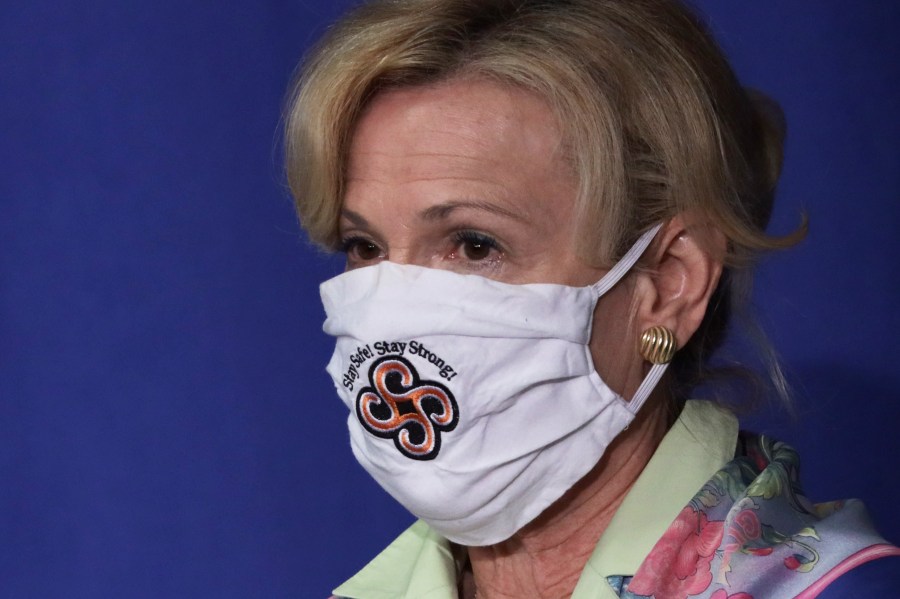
[{"x1": 587, "y1": 284, "x2": 640, "y2": 396}]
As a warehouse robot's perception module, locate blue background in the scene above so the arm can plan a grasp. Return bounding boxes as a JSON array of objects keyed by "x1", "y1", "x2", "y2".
[{"x1": 1, "y1": 1, "x2": 897, "y2": 596}]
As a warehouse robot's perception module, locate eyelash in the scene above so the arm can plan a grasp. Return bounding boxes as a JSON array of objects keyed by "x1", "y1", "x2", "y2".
[
  {"x1": 338, "y1": 235, "x2": 383, "y2": 260},
  {"x1": 337, "y1": 230, "x2": 504, "y2": 265},
  {"x1": 454, "y1": 230, "x2": 501, "y2": 255},
  {"x1": 338, "y1": 235, "x2": 371, "y2": 253}
]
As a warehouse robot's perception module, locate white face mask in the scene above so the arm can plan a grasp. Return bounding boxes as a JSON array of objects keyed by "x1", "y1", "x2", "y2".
[{"x1": 320, "y1": 225, "x2": 667, "y2": 546}]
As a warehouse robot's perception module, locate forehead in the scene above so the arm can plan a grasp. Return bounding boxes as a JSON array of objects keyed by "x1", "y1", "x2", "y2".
[
  {"x1": 345, "y1": 78, "x2": 575, "y2": 222},
  {"x1": 350, "y1": 78, "x2": 564, "y2": 158}
]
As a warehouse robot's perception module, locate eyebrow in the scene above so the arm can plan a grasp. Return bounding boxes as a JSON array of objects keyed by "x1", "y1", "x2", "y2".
[
  {"x1": 340, "y1": 199, "x2": 528, "y2": 229},
  {"x1": 419, "y1": 200, "x2": 527, "y2": 223},
  {"x1": 340, "y1": 208, "x2": 371, "y2": 228}
]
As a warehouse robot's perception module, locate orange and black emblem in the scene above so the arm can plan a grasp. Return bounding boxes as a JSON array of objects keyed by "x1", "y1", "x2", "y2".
[{"x1": 356, "y1": 356, "x2": 458, "y2": 460}]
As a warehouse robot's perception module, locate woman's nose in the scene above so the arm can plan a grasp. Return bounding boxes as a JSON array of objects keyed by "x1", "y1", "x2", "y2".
[{"x1": 381, "y1": 243, "x2": 425, "y2": 267}]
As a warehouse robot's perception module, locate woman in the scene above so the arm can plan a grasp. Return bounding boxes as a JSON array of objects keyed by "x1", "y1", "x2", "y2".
[{"x1": 284, "y1": 0, "x2": 899, "y2": 597}]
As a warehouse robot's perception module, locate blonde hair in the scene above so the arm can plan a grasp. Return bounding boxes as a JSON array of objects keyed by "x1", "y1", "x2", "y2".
[{"x1": 284, "y1": 0, "x2": 805, "y2": 402}]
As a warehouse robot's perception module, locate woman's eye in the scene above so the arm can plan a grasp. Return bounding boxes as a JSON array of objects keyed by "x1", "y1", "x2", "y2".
[
  {"x1": 455, "y1": 230, "x2": 499, "y2": 262},
  {"x1": 340, "y1": 237, "x2": 383, "y2": 262}
]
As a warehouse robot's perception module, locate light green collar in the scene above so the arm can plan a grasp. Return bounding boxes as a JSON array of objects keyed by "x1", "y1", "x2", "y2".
[
  {"x1": 333, "y1": 401, "x2": 737, "y2": 599},
  {"x1": 572, "y1": 400, "x2": 737, "y2": 598},
  {"x1": 333, "y1": 520, "x2": 458, "y2": 599}
]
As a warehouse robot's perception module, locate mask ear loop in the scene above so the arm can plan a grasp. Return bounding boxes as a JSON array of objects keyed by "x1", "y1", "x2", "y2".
[
  {"x1": 590, "y1": 224, "x2": 662, "y2": 298},
  {"x1": 589, "y1": 223, "x2": 667, "y2": 415},
  {"x1": 628, "y1": 362, "x2": 668, "y2": 415}
]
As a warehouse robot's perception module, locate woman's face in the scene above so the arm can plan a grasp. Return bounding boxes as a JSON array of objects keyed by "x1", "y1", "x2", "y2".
[
  {"x1": 342, "y1": 78, "x2": 603, "y2": 285},
  {"x1": 341, "y1": 78, "x2": 641, "y2": 395}
]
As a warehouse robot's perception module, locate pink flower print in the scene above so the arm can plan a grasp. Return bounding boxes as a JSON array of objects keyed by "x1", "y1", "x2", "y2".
[
  {"x1": 731, "y1": 509, "x2": 761, "y2": 543},
  {"x1": 628, "y1": 506, "x2": 725, "y2": 599},
  {"x1": 722, "y1": 509, "x2": 763, "y2": 573},
  {"x1": 783, "y1": 553, "x2": 817, "y2": 571}
]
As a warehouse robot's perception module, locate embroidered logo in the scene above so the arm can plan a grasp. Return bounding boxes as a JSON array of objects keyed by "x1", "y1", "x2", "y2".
[{"x1": 356, "y1": 355, "x2": 458, "y2": 460}]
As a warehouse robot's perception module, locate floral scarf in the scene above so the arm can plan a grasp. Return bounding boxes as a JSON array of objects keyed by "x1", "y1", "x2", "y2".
[{"x1": 614, "y1": 432, "x2": 899, "y2": 599}]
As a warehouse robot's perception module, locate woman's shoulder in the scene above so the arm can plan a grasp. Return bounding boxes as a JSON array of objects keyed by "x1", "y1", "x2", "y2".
[{"x1": 626, "y1": 427, "x2": 900, "y2": 598}]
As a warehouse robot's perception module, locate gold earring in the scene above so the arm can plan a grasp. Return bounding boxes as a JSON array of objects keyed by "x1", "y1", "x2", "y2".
[{"x1": 639, "y1": 326, "x2": 678, "y2": 364}]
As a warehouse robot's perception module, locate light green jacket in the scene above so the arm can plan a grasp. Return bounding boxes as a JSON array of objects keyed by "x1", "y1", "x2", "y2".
[{"x1": 334, "y1": 401, "x2": 738, "y2": 599}]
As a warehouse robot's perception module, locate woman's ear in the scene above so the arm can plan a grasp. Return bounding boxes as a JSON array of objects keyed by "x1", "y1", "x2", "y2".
[{"x1": 631, "y1": 215, "x2": 726, "y2": 351}]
